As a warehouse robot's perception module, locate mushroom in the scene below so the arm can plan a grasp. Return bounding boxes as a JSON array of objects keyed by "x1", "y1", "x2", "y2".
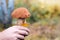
[{"x1": 11, "y1": 7, "x2": 30, "y2": 27}]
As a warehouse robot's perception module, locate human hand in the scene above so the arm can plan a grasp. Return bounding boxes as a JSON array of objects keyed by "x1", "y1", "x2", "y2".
[{"x1": 0, "y1": 26, "x2": 30, "y2": 40}]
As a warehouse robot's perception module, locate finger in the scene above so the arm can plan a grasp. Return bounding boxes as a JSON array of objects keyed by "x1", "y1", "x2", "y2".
[
  {"x1": 13, "y1": 26, "x2": 30, "y2": 33},
  {"x1": 14, "y1": 30, "x2": 29, "y2": 36},
  {"x1": 15, "y1": 34, "x2": 24, "y2": 39},
  {"x1": 17, "y1": 38, "x2": 24, "y2": 40},
  {"x1": 19, "y1": 26, "x2": 30, "y2": 33}
]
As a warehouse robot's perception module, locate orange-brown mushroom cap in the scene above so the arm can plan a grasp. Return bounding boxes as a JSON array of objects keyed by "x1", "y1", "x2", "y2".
[{"x1": 11, "y1": 7, "x2": 30, "y2": 19}]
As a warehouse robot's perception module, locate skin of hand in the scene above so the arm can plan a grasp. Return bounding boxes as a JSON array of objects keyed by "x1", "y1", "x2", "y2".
[{"x1": 0, "y1": 26, "x2": 30, "y2": 40}]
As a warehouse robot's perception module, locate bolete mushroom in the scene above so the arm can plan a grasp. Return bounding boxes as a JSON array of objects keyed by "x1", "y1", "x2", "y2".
[{"x1": 11, "y1": 7, "x2": 30, "y2": 27}]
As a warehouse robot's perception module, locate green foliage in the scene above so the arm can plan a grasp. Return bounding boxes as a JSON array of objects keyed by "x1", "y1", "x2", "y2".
[{"x1": 14, "y1": 0, "x2": 60, "y2": 40}]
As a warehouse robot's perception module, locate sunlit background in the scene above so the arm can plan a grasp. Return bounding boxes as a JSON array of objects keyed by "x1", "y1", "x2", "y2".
[{"x1": 14, "y1": 0, "x2": 60, "y2": 40}]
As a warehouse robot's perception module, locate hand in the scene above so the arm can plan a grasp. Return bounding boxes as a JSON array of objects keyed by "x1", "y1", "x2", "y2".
[{"x1": 0, "y1": 26, "x2": 30, "y2": 40}]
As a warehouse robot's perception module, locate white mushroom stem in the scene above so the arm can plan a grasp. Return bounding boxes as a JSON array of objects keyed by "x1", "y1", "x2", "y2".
[{"x1": 17, "y1": 19, "x2": 26, "y2": 26}]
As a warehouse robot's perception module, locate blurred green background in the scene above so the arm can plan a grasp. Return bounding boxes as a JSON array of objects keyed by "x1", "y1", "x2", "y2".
[
  {"x1": 14, "y1": 0, "x2": 60, "y2": 40},
  {"x1": 1, "y1": 0, "x2": 60, "y2": 40},
  {"x1": 15, "y1": 0, "x2": 60, "y2": 24}
]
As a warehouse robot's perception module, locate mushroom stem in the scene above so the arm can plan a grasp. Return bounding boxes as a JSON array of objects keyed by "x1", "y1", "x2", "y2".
[{"x1": 17, "y1": 18, "x2": 28, "y2": 27}]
